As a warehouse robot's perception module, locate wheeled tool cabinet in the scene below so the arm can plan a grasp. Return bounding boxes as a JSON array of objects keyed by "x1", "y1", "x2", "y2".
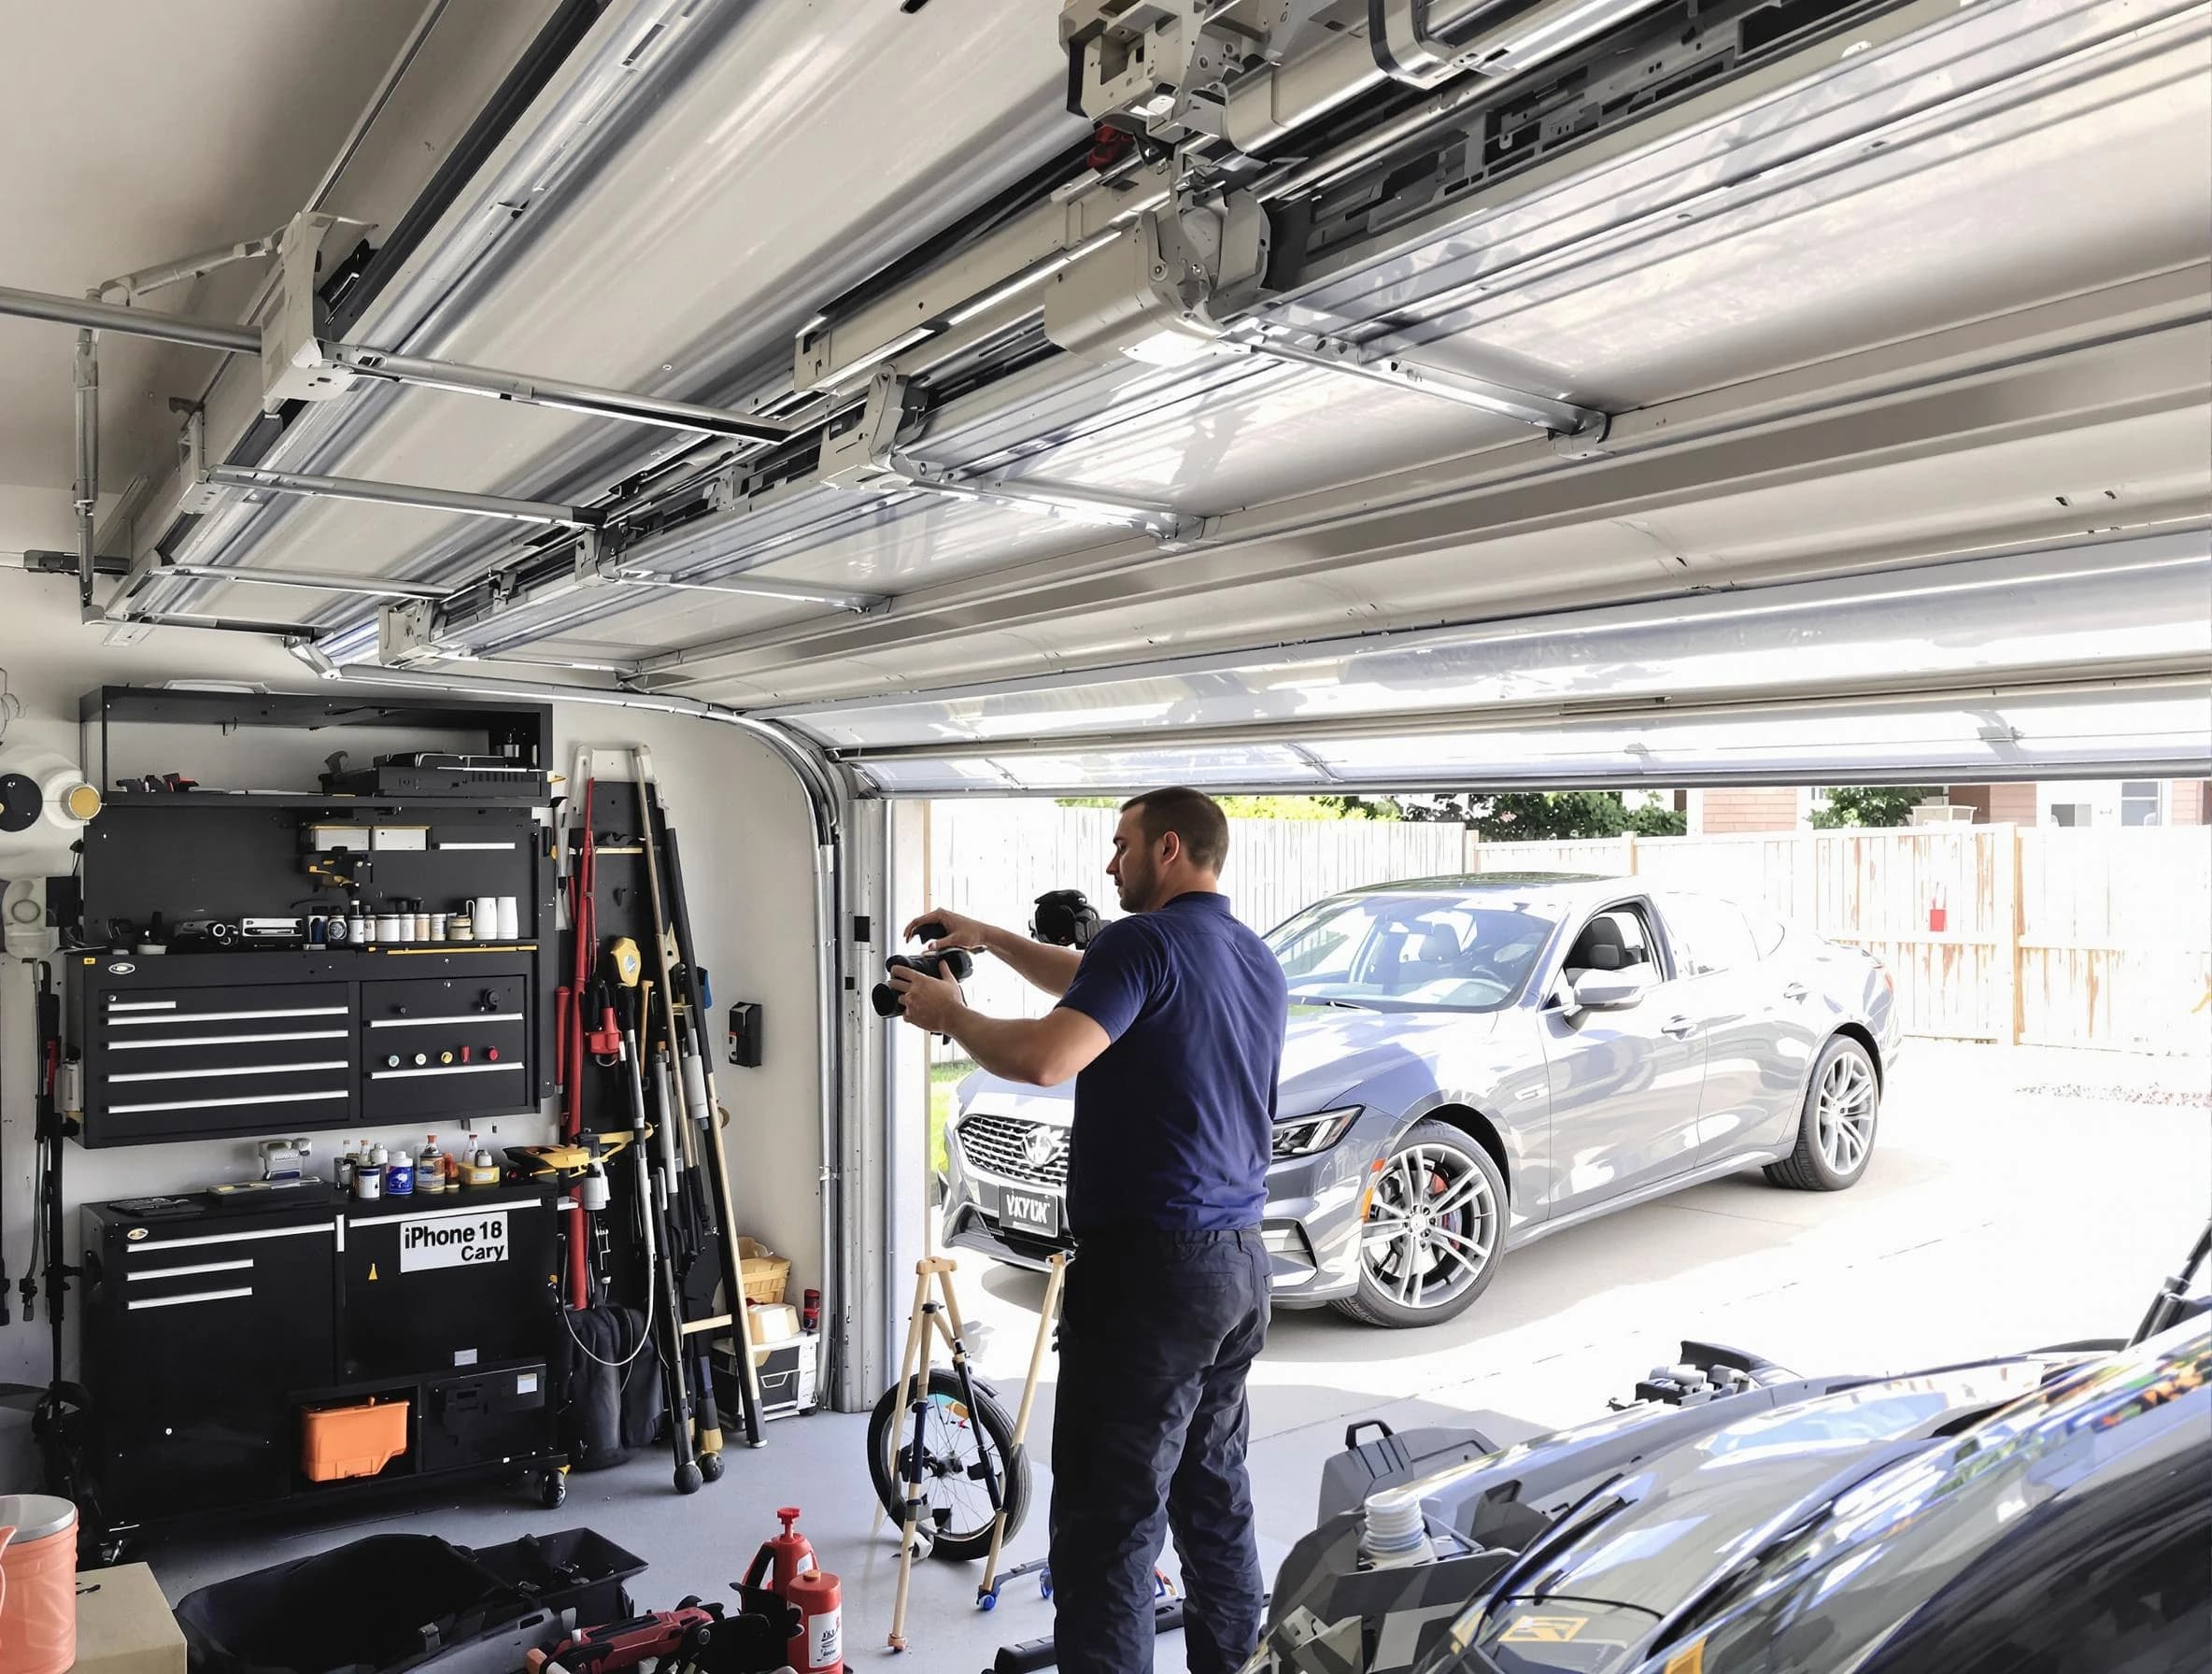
[{"x1": 76, "y1": 1181, "x2": 564, "y2": 1548}]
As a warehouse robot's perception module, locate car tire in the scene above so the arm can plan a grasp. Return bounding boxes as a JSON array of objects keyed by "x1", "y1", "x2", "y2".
[
  {"x1": 1333, "y1": 1120, "x2": 1508, "y2": 1329},
  {"x1": 1765, "y1": 1034, "x2": 1879, "y2": 1191}
]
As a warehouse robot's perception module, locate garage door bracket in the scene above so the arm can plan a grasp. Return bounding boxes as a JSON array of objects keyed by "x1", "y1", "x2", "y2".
[
  {"x1": 1229, "y1": 323, "x2": 1611, "y2": 452},
  {"x1": 819, "y1": 368, "x2": 1203, "y2": 545}
]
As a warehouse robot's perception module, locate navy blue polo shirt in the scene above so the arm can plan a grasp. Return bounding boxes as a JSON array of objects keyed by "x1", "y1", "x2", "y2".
[{"x1": 1055, "y1": 891, "x2": 1289, "y2": 1236}]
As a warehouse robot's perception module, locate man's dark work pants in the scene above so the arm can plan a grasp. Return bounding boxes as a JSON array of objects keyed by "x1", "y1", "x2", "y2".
[{"x1": 1051, "y1": 1227, "x2": 1271, "y2": 1674}]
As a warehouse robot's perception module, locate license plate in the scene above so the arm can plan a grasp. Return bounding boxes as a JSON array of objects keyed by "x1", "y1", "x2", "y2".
[{"x1": 999, "y1": 1185, "x2": 1061, "y2": 1240}]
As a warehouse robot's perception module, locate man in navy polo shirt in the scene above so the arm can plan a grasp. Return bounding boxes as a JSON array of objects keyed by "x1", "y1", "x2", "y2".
[{"x1": 888, "y1": 787, "x2": 1288, "y2": 1674}]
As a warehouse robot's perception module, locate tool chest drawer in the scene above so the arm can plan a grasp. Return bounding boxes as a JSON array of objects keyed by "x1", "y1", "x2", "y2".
[
  {"x1": 359, "y1": 972, "x2": 532, "y2": 1121},
  {"x1": 84, "y1": 979, "x2": 358, "y2": 1145},
  {"x1": 85, "y1": 1211, "x2": 340, "y2": 1519}
]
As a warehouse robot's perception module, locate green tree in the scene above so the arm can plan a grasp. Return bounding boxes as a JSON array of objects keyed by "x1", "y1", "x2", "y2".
[
  {"x1": 1625, "y1": 801, "x2": 1689, "y2": 837},
  {"x1": 1809, "y1": 786, "x2": 1939, "y2": 830}
]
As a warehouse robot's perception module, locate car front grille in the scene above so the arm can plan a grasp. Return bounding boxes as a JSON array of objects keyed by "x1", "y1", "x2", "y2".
[{"x1": 956, "y1": 1113, "x2": 1070, "y2": 1186}]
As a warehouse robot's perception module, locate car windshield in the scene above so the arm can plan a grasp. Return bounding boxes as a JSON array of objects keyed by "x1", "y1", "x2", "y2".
[{"x1": 1266, "y1": 893, "x2": 1559, "y2": 1013}]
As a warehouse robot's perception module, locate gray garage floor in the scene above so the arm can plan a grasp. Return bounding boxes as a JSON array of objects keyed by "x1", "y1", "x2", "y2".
[{"x1": 150, "y1": 1043, "x2": 2209, "y2": 1671}]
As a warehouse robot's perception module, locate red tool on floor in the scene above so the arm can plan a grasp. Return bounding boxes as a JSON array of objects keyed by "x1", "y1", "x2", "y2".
[{"x1": 526, "y1": 1606, "x2": 716, "y2": 1674}]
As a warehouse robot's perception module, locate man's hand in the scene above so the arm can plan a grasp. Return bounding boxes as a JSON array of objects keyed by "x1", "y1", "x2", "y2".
[
  {"x1": 886, "y1": 959, "x2": 968, "y2": 1034},
  {"x1": 904, "y1": 906, "x2": 993, "y2": 954}
]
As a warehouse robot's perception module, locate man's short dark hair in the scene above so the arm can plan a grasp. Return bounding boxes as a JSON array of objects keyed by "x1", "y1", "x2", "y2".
[{"x1": 1121, "y1": 787, "x2": 1230, "y2": 872}]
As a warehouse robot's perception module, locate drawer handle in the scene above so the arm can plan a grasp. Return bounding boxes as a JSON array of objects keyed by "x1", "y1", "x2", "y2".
[
  {"x1": 109, "y1": 1059, "x2": 349, "y2": 1084},
  {"x1": 104, "y1": 1000, "x2": 178, "y2": 1012},
  {"x1": 367, "y1": 1013, "x2": 523, "y2": 1029},
  {"x1": 127, "y1": 1285, "x2": 254, "y2": 1311},
  {"x1": 127, "y1": 1258, "x2": 252, "y2": 1281},
  {"x1": 368, "y1": 1062, "x2": 522, "y2": 1082},
  {"x1": 127, "y1": 1224, "x2": 333, "y2": 1254},
  {"x1": 109, "y1": 1007, "x2": 349, "y2": 1026},
  {"x1": 110, "y1": 1029, "x2": 349, "y2": 1050},
  {"x1": 108, "y1": 1088, "x2": 349, "y2": 1114}
]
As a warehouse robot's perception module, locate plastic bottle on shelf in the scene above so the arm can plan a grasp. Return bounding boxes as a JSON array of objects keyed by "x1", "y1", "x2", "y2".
[
  {"x1": 388, "y1": 1147, "x2": 415, "y2": 1197},
  {"x1": 418, "y1": 1135, "x2": 447, "y2": 1194}
]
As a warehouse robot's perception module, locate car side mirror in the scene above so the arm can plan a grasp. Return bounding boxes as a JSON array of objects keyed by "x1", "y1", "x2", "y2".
[{"x1": 1570, "y1": 967, "x2": 1653, "y2": 1012}]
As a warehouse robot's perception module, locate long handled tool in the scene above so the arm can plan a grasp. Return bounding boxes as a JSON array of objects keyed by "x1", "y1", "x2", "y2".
[
  {"x1": 977, "y1": 1252, "x2": 1068, "y2": 1608},
  {"x1": 560, "y1": 772, "x2": 599, "y2": 1309},
  {"x1": 632, "y1": 747, "x2": 766, "y2": 1450},
  {"x1": 652, "y1": 1044, "x2": 726, "y2": 1483},
  {"x1": 618, "y1": 984, "x2": 703, "y2": 1495}
]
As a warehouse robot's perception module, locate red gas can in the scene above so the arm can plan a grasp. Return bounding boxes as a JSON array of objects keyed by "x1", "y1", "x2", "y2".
[{"x1": 744, "y1": 1507, "x2": 842, "y2": 1673}]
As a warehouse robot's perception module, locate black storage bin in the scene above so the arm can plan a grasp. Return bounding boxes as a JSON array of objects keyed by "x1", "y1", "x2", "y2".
[
  {"x1": 177, "y1": 1528, "x2": 644, "y2": 1674},
  {"x1": 462, "y1": 1528, "x2": 646, "y2": 1627}
]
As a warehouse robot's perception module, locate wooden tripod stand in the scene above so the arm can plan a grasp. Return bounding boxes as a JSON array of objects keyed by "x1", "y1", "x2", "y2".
[
  {"x1": 977, "y1": 1251, "x2": 1067, "y2": 1607},
  {"x1": 886, "y1": 1256, "x2": 1007, "y2": 1651}
]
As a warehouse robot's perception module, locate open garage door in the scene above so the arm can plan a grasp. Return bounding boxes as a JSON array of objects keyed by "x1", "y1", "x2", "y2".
[{"x1": 778, "y1": 532, "x2": 2212, "y2": 794}]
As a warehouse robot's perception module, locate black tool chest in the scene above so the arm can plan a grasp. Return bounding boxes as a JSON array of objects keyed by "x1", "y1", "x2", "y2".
[
  {"x1": 43, "y1": 688, "x2": 572, "y2": 1549},
  {"x1": 75, "y1": 949, "x2": 541, "y2": 1145},
  {"x1": 80, "y1": 1183, "x2": 560, "y2": 1533},
  {"x1": 66, "y1": 688, "x2": 558, "y2": 1146}
]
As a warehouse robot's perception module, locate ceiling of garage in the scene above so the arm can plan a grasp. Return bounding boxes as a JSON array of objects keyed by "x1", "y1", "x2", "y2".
[{"x1": 1, "y1": 0, "x2": 2205, "y2": 794}]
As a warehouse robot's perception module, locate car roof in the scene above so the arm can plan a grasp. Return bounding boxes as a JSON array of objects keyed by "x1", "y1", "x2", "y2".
[{"x1": 1331, "y1": 872, "x2": 1624, "y2": 902}]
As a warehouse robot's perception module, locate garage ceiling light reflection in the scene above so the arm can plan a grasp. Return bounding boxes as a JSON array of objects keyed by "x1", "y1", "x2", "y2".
[
  {"x1": 773, "y1": 534, "x2": 2212, "y2": 750},
  {"x1": 851, "y1": 687, "x2": 2212, "y2": 795}
]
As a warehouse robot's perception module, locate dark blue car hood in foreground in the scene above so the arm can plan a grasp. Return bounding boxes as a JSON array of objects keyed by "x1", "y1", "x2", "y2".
[{"x1": 1457, "y1": 1320, "x2": 2212, "y2": 1672}]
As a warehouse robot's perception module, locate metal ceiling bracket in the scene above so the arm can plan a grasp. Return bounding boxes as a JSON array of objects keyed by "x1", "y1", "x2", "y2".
[
  {"x1": 819, "y1": 367, "x2": 1200, "y2": 545},
  {"x1": 378, "y1": 599, "x2": 446, "y2": 669},
  {"x1": 203, "y1": 462, "x2": 603, "y2": 529},
  {"x1": 1234, "y1": 323, "x2": 1609, "y2": 441},
  {"x1": 261, "y1": 212, "x2": 376, "y2": 406},
  {"x1": 1061, "y1": 0, "x2": 1258, "y2": 140}
]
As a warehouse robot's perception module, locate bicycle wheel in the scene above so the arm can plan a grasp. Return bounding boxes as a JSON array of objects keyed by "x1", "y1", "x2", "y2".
[{"x1": 866, "y1": 1365, "x2": 1028, "y2": 1561}]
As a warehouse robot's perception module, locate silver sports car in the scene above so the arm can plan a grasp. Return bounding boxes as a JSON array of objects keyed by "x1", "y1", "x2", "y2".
[{"x1": 941, "y1": 874, "x2": 1902, "y2": 1328}]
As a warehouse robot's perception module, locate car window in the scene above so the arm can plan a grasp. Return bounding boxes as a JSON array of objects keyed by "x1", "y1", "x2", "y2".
[
  {"x1": 1664, "y1": 894, "x2": 1761, "y2": 974},
  {"x1": 1263, "y1": 893, "x2": 1560, "y2": 1013},
  {"x1": 1562, "y1": 905, "x2": 1656, "y2": 978}
]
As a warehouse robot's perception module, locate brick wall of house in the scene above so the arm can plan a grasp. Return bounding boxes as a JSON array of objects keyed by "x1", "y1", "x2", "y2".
[
  {"x1": 1696, "y1": 787, "x2": 1802, "y2": 833},
  {"x1": 2171, "y1": 780, "x2": 2209, "y2": 825},
  {"x1": 1987, "y1": 783, "x2": 2040, "y2": 824}
]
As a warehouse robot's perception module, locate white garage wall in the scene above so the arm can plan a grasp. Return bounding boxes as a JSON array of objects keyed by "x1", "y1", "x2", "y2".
[{"x1": 0, "y1": 574, "x2": 827, "y2": 1442}]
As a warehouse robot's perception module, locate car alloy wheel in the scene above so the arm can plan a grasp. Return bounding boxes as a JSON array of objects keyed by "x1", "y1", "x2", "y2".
[
  {"x1": 1359, "y1": 1139, "x2": 1497, "y2": 1312},
  {"x1": 1816, "y1": 1051, "x2": 1877, "y2": 1175}
]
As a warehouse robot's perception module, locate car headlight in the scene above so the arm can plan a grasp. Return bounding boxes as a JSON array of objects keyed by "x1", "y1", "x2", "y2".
[{"x1": 1272, "y1": 1106, "x2": 1361, "y2": 1159}]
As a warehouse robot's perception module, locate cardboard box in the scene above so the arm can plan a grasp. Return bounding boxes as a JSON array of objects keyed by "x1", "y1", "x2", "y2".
[{"x1": 75, "y1": 1561, "x2": 187, "y2": 1674}]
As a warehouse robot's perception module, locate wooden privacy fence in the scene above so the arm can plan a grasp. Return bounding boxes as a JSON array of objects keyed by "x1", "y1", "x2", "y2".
[
  {"x1": 920, "y1": 802, "x2": 1464, "y2": 1046},
  {"x1": 1468, "y1": 826, "x2": 2212, "y2": 1055}
]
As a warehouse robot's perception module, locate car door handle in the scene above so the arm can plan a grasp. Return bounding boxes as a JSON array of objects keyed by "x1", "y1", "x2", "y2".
[
  {"x1": 1660, "y1": 1017, "x2": 1697, "y2": 1039},
  {"x1": 1782, "y1": 983, "x2": 1808, "y2": 1002}
]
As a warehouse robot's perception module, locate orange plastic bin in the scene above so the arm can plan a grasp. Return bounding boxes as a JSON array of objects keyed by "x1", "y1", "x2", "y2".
[{"x1": 301, "y1": 1397, "x2": 409, "y2": 1482}]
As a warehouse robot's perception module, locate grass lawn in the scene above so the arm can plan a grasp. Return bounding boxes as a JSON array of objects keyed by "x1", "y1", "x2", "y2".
[{"x1": 929, "y1": 1057, "x2": 974, "y2": 1175}]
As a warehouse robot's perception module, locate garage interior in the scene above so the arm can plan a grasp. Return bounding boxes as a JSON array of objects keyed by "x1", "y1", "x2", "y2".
[{"x1": 0, "y1": 0, "x2": 2206, "y2": 1668}]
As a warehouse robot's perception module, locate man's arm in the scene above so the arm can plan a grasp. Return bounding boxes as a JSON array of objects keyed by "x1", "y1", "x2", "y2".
[
  {"x1": 906, "y1": 905, "x2": 1084, "y2": 998},
  {"x1": 885, "y1": 965, "x2": 1108, "y2": 1086},
  {"x1": 976, "y1": 925, "x2": 1084, "y2": 998}
]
